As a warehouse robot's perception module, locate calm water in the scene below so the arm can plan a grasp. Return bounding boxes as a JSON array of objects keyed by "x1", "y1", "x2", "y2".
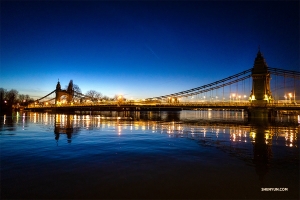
[{"x1": 1, "y1": 110, "x2": 299, "y2": 199}]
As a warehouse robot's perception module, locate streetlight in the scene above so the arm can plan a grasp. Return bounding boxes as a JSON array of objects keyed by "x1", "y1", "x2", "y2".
[
  {"x1": 232, "y1": 93, "x2": 236, "y2": 100},
  {"x1": 230, "y1": 93, "x2": 236, "y2": 103},
  {"x1": 288, "y1": 93, "x2": 292, "y2": 103},
  {"x1": 284, "y1": 94, "x2": 287, "y2": 104}
]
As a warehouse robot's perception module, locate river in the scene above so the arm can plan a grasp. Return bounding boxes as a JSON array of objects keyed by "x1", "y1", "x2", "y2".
[{"x1": 1, "y1": 110, "x2": 299, "y2": 199}]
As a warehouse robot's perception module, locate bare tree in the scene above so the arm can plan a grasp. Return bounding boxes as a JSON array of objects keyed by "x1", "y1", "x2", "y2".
[
  {"x1": 86, "y1": 90, "x2": 102, "y2": 101},
  {"x1": 95, "y1": 92, "x2": 103, "y2": 99},
  {"x1": 6, "y1": 89, "x2": 19, "y2": 104},
  {"x1": 86, "y1": 90, "x2": 97, "y2": 98},
  {"x1": 73, "y1": 84, "x2": 81, "y2": 94},
  {"x1": 102, "y1": 95, "x2": 110, "y2": 101}
]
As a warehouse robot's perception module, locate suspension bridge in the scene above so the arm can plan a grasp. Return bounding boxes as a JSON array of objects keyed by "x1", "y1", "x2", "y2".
[{"x1": 26, "y1": 50, "x2": 300, "y2": 119}]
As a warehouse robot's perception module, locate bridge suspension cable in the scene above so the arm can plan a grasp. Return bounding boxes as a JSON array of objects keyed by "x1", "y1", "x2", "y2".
[
  {"x1": 38, "y1": 97, "x2": 55, "y2": 104},
  {"x1": 149, "y1": 67, "x2": 299, "y2": 100},
  {"x1": 268, "y1": 67, "x2": 300, "y2": 79},
  {"x1": 35, "y1": 90, "x2": 56, "y2": 102},
  {"x1": 151, "y1": 68, "x2": 252, "y2": 100},
  {"x1": 180, "y1": 75, "x2": 251, "y2": 97}
]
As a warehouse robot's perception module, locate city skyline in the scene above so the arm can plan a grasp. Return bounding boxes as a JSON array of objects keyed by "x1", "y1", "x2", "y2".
[{"x1": 1, "y1": 1, "x2": 299, "y2": 100}]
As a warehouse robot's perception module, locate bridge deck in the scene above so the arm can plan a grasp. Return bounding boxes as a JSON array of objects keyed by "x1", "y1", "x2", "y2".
[{"x1": 26, "y1": 102, "x2": 300, "y2": 112}]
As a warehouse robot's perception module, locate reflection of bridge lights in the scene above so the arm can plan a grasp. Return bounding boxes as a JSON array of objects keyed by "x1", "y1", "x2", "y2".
[
  {"x1": 215, "y1": 128, "x2": 219, "y2": 135},
  {"x1": 134, "y1": 123, "x2": 139, "y2": 130},
  {"x1": 250, "y1": 131, "x2": 256, "y2": 140},
  {"x1": 191, "y1": 127, "x2": 194, "y2": 134},
  {"x1": 152, "y1": 125, "x2": 156, "y2": 132},
  {"x1": 34, "y1": 113, "x2": 37, "y2": 123},
  {"x1": 208, "y1": 110, "x2": 212, "y2": 119},
  {"x1": 285, "y1": 132, "x2": 288, "y2": 141},
  {"x1": 265, "y1": 133, "x2": 270, "y2": 140},
  {"x1": 118, "y1": 125, "x2": 122, "y2": 135}
]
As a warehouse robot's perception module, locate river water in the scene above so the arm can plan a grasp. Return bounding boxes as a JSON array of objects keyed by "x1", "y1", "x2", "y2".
[{"x1": 1, "y1": 110, "x2": 299, "y2": 199}]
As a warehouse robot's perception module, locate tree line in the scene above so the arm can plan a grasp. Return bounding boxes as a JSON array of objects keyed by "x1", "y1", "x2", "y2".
[{"x1": 0, "y1": 88, "x2": 35, "y2": 112}]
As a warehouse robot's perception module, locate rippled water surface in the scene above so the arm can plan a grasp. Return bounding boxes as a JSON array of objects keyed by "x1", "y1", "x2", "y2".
[{"x1": 1, "y1": 111, "x2": 299, "y2": 199}]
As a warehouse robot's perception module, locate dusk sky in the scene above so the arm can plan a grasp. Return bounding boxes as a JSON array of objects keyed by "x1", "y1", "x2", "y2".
[{"x1": 1, "y1": 1, "x2": 299, "y2": 100}]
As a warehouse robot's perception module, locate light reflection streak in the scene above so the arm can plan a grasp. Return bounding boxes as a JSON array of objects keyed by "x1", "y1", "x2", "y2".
[
  {"x1": 33, "y1": 113, "x2": 36, "y2": 123},
  {"x1": 16, "y1": 112, "x2": 298, "y2": 150}
]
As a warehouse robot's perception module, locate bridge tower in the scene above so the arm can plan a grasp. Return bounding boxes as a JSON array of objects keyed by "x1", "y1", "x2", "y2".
[
  {"x1": 55, "y1": 80, "x2": 74, "y2": 105},
  {"x1": 249, "y1": 49, "x2": 273, "y2": 104}
]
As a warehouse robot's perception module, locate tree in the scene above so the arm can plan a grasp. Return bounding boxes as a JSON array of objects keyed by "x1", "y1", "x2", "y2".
[
  {"x1": 0, "y1": 88, "x2": 35, "y2": 111},
  {"x1": 86, "y1": 90, "x2": 98, "y2": 98},
  {"x1": 73, "y1": 84, "x2": 81, "y2": 94},
  {"x1": 0, "y1": 88, "x2": 6, "y2": 102},
  {"x1": 86, "y1": 90, "x2": 102, "y2": 100},
  {"x1": 6, "y1": 89, "x2": 18, "y2": 105},
  {"x1": 18, "y1": 94, "x2": 26, "y2": 102},
  {"x1": 102, "y1": 95, "x2": 110, "y2": 101},
  {"x1": 95, "y1": 92, "x2": 103, "y2": 100},
  {"x1": 85, "y1": 90, "x2": 102, "y2": 100}
]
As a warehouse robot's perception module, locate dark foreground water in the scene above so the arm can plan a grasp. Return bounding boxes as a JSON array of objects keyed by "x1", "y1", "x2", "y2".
[{"x1": 1, "y1": 110, "x2": 299, "y2": 199}]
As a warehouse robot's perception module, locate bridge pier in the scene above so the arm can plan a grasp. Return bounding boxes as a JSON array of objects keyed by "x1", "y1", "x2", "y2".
[{"x1": 246, "y1": 108, "x2": 276, "y2": 123}]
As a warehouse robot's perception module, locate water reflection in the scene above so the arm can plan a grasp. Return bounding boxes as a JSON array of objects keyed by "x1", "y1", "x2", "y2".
[
  {"x1": 1, "y1": 111, "x2": 299, "y2": 180},
  {"x1": 251, "y1": 125, "x2": 272, "y2": 186},
  {"x1": 0, "y1": 112, "x2": 30, "y2": 132},
  {"x1": 0, "y1": 110, "x2": 299, "y2": 199},
  {"x1": 54, "y1": 114, "x2": 76, "y2": 143},
  {"x1": 50, "y1": 111, "x2": 299, "y2": 147}
]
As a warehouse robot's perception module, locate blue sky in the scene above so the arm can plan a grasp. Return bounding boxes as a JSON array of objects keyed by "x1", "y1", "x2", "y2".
[{"x1": 1, "y1": 1, "x2": 299, "y2": 100}]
